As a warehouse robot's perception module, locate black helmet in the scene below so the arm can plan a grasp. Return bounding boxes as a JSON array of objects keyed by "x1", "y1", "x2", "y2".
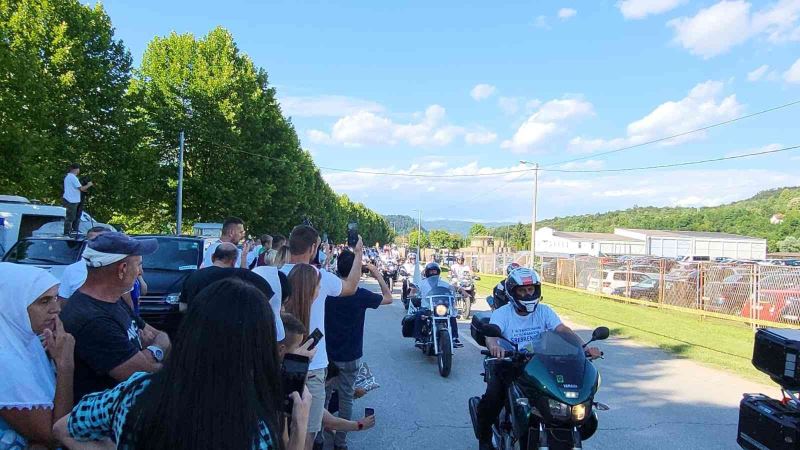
[
  {"x1": 505, "y1": 267, "x2": 542, "y2": 314},
  {"x1": 423, "y1": 262, "x2": 441, "y2": 278}
]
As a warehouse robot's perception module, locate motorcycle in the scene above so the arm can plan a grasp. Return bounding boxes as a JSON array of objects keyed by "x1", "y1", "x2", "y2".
[
  {"x1": 468, "y1": 318, "x2": 610, "y2": 450},
  {"x1": 451, "y1": 271, "x2": 477, "y2": 319},
  {"x1": 381, "y1": 260, "x2": 399, "y2": 293},
  {"x1": 400, "y1": 266, "x2": 414, "y2": 310},
  {"x1": 401, "y1": 286, "x2": 456, "y2": 377}
]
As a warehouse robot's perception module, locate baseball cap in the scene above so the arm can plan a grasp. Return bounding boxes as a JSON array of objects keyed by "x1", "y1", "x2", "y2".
[{"x1": 83, "y1": 232, "x2": 158, "y2": 267}]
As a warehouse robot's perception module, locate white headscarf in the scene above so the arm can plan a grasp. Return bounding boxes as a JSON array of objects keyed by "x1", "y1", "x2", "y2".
[{"x1": 0, "y1": 263, "x2": 59, "y2": 410}]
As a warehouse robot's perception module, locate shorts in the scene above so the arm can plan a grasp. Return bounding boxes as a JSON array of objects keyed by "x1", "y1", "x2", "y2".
[{"x1": 306, "y1": 367, "x2": 327, "y2": 434}]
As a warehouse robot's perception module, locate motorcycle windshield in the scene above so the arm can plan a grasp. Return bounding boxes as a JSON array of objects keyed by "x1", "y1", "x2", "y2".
[{"x1": 518, "y1": 330, "x2": 593, "y2": 404}]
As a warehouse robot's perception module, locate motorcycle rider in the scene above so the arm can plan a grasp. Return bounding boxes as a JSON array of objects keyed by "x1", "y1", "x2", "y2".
[
  {"x1": 490, "y1": 263, "x2": 521, "y2": 310},
  {"x1": 401, "y1": 253, "x2": 418, "y2": 300},
  {"x1": 413, "y1": 262, "x2": 464, "y2": 348},
  {"x1": 449, "y1": 255, "x2": 472, "y2": 279},
  {"x1": 475, "y1": 267, "x2": 602, "y2": 450}
]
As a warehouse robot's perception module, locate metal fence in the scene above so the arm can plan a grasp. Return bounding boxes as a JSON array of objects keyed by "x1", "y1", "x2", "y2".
[{"x1": 466, "y1": 252, "x2": 800, "y2": 327}]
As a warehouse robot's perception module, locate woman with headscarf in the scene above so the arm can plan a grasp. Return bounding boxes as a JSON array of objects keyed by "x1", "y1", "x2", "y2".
[{"x1": 0, "y1": 263, "x2": 75, "y2": 448}]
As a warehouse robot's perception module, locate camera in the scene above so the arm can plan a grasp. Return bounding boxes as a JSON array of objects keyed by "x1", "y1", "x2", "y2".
[{"x1": 737, "y1": 328, "x2": 800, "y2": 449}]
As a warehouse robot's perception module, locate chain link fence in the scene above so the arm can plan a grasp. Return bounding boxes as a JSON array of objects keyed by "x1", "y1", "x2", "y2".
[{"x1": 465, "y1": 251, "x2": 800, "y2": 326}]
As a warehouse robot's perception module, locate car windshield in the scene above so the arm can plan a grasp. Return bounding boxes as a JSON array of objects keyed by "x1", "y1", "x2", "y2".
[
  {"x1": 139, "y1": 238, "x2": 200, "y2": 271},
  {"x1": 3, "y1": 240, "x2": 83, "y2": 265},
  {"x1": 636, "y1": 278, "x2": 657, "y2": 287}
]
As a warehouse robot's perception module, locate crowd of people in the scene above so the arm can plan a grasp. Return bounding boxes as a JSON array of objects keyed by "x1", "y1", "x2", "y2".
[{"x1": 0, "y1": 215, "x2": 394, "y2": 450}]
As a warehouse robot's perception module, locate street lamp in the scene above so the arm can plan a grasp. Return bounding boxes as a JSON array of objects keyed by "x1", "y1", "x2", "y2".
[
  {"x1": 412, "y1": 209, "x2": 422, "y2": 258},
  {"x1": 520, "y1": 161, "x2": 539, "y2": 268}
]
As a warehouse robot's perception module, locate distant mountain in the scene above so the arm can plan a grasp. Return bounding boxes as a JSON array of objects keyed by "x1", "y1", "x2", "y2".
[
  {"x1": 489, "y1": 187, "x2": 800, "y2": 252},
  {"x1": 383, "y1": 215, "x2": 513, "y2": 236},
  {"x1": 384, "y1": 215, "x2": 425, "y2": 235}
]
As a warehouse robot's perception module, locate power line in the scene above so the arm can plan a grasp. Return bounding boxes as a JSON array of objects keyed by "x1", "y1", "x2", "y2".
[
  {"x1": 544, "y1": 144, "x2": 800, "y2": 173},
  {"x1": 542, "y1": 98, "x2": 800, "y2": 168}
]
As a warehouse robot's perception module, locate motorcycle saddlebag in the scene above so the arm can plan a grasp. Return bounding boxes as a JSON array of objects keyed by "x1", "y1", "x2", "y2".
[
  {"x1": 470, "y1": 311, "x2": 492, "y2": 347},
  {"x1": 753, "y1": 328, "x2": 800, "y2": 389},
  {"x1": 738, "y1": 393, "x2": 800, "y2": 450},
  {"x1": 401, "y1": 315, "x2": 416, "y2": 338}
]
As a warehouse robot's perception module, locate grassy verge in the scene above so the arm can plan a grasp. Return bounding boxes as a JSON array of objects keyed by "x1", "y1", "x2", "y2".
[{"x1": 475, "y1": 273, "x2": 768, "y2": 383}]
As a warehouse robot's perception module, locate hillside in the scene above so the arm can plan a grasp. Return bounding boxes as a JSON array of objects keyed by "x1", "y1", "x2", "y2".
[
  {"x1": 491, "y1": 187, "x2": 800, "y2": 252},
  {"x1": 384, "y1": 215, "x2": 426, "y2": 235},
  {"x1": 383, "y1": 215, "x2": 513, "y2": 236}
]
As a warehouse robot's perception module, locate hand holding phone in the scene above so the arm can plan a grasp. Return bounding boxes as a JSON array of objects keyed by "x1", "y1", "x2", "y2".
[
  {"x1": 281, "y1": 354, "x2": 310, "y2": 414},
  {"x1": 365, "y1": 407, "x2": 375, "y2": 417},
  {"x1": 347, "y1": 223, "x2": 358, "y2": 247},
  {"x1": 301, "y1": 328, "x2": 323, "y2": 351}
]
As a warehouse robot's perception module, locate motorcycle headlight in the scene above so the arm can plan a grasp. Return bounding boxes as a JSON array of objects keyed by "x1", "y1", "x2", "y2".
[
  {"x1": 548, "y1": 399, "x2": 570, "y2": 419},
  {"x1": 434, "y1": 304, "x2": 449, "y2": 317},
  {"x1": 572, "y1": 403, "x2": 587, "y2": 421},
  {"x1": 164, "y1": 293, "x2": 180, "y2": 305}
]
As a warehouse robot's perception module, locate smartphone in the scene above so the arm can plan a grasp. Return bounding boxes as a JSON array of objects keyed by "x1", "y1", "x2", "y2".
[
  {"x1": 301, "y1": 328, "x2": 323, "y2": 351},
  {"x1": 365, "y1": 407, "x2": 375, "y2": 417},
  {"x1": 281, "y1": 354, "x2": 310, "y2": 414},
  {"x1": 347, "y1": 222, "x2": 358, "y2": 247}
]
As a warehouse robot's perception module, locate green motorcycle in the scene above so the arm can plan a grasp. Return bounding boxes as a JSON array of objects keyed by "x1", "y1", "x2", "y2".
[{"x1": 469, "y1": 320, "x2": 610, "y2": 449}]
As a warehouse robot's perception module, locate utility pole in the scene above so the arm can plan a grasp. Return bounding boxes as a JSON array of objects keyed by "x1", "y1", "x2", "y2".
[
  {"x1": 177, "y1": 130, "x2": 185, "y2": 235},
  {"x1": 520, "y1": 161, "x2": 539, "y2": 268}
]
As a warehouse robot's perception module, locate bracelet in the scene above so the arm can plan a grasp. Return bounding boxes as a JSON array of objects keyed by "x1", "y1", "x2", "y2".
[{"x1": 357, "y1": 421, "x2": 363, "y2": 430}]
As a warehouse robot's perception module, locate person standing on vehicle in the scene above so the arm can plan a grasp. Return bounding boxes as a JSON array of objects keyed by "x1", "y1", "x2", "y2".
[
  {"x1": 201, "y1": 217, "x2": 250, "y2": 269},
  {"x1": 321, "y1": 249, "x2": 392, "y2": 450},
  {"x1": 475, "y1": 268, "x2": 601, "y2": 450},
  {"x1": 414, "y1": 262, "x2": 463, "y2": 347},
  {"x1": 62, "y1": 163, "x2": 93, "y2": 236}
]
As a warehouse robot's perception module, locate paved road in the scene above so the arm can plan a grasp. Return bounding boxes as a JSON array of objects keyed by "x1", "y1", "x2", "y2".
[{"x1": 329, "y1": 280, "x2": 777, "y2": 450}]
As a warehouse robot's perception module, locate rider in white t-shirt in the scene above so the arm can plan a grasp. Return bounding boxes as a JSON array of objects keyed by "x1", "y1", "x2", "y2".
[
  {"x1": 449, "y1": 255, "x2": 471, "y2": 279},
  {"x1": 475, "y1": 267, "x2": 601, "y2": 450}
]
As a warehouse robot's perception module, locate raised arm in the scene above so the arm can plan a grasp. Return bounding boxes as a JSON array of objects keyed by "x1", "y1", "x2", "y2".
[{"x1": 341, "y1": 237, "x2": 364, "y2": 296}]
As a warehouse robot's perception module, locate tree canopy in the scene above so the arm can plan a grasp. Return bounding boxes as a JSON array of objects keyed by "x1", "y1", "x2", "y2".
[{"x1": 0, "y1": 1, "x2": 393, "y2": 244}]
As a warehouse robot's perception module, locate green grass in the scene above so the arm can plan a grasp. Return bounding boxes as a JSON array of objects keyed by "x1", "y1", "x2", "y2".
[{"x1": 474, "y1": 273, "x2": 769, "y2": 383}]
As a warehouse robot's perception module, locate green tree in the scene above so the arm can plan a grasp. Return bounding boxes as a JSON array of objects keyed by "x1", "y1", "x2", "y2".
[
  {"x1": 778, "y1": 236, "x2": 800, "y2": 252},
  {"x1": 469, "y1": 223, "x2": 489, "y2": 237},
  {"x1": 408, "y1": 230, "x2": 430, "y2": 249}
]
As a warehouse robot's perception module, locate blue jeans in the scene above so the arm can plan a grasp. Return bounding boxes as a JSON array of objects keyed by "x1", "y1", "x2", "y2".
[{"x1": 319, "y1": 359, "x2": 361, "y2": 448}]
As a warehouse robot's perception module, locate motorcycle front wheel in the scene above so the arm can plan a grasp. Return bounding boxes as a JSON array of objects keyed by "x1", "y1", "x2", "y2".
[
  {"x1": 437, "y1": 329, "x2": 452, "y2": 377},
  {"x1": 461, "y1": 295, "x2": 472, "y2": 319}
]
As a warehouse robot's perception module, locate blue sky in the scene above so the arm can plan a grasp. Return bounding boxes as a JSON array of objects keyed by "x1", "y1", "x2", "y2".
[{"x1": 101, "y1": 0, "x2": 800, "y2": 222}]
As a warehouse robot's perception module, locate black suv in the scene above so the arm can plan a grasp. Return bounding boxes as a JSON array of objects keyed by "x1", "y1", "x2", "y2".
[{"x1": 134, "y1": 235, "x2": 204, "y2": 334}]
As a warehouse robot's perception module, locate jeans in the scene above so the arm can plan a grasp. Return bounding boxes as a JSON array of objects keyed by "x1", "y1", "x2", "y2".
[
  {"x1": 62, "y1": 199, "x2": 80, "y2": 235},
  {"x1": 320, "y1": 359, "x2": 360, "y2": 448},
  {"x1": 476, "y1": 362, "x2": 511, "y2": 441}
]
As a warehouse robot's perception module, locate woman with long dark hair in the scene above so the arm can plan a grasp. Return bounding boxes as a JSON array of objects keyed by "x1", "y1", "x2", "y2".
[
  {"x1": 285, "y1": 264, "x2": 320, "y2": 336},
  {"x1": 54, "y1": 277, "x2": 311, "y2": 450}
]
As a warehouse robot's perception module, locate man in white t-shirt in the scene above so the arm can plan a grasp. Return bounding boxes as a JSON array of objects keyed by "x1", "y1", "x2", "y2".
[
  {"x1": 449, "y1": 255, "x2": 472, "y2": 279},
  {"x1": 201, "y1": 217, "x2": 250, "y2": 269},
  {"x1": 57, "y1": 227, "x2": 108, "y2": 302},
  {"x1": 279, "y1": 224, "x2": 363, "y2": 450},
  {"x1": 474, "y1": 267, "x2": 601, "y2": 450},
  {"x1": 62, "y1": 163, "x2": 93, "y2": 235}
]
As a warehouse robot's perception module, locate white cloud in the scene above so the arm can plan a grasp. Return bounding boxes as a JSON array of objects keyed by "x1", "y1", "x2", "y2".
[
  {"x1": 747, "y1": 64, "x2": 770, "y2": 81},
  {"x1": 533, "y1": 15, "x2": 550, "y2": 29},
  {"x1": 725, "y1": 143, "x2": 783, "y2": 158},
  {"x1": 465, "y1": 130, "x2": 498, "y2": 145},
  {"x1": 570, "y1": 80, "x2": 742, "y2": 153},
  {"x1": 279, "y1": 95, "x2": 384, "y2": 117},
  {"x1": 785, "y1": 57, "x2": 800, "y2": 83},
  {"x1": 618, "y1": 0, "x2": 687, "y2": 19},
  {"x1": 558, "y1": 8, "x2": 577, "y2": 19},
  {"x1": 502, "y1": 98, "x2": 594, "y2": 153},
  {"x1": 559, "y1": 159, "x2": 606, "y2": 170},
  {"x1": 498, "y1": 97, "x2": 521, "y2": 115},
  {"x1": 470, "y1": 84, "x2": 497, "y2": 101},
  {"x1": 309, "y1": 104, "x2": 495, "y2": 147},
  {"x1": 668, "y1": 0, "x2": 800, "y2": 59}
]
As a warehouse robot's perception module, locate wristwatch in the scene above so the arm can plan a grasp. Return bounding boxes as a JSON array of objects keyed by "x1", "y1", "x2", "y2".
[{"x1": 147, "y1": 345, "x2": 165, "y2": 362}]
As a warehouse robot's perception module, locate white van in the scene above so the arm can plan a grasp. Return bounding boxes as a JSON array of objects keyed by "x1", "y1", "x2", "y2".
[
  {"x1": 0, "y1": 195, "x2": 113, "y2": 257},
  {"x1": 587, "y1": 270, "x2": 655, "y2": 295}
]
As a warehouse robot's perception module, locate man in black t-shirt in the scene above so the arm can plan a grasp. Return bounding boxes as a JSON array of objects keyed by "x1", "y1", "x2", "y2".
[
  {"x1": 179, "y1": 242, "x2": 238, "y2": 309},
  {"x1": 320, "y1": 249, "x2": 393, "y2": 450},
  {"x1": 61, "y1": 232, "x2": 168, "y2": 401}
]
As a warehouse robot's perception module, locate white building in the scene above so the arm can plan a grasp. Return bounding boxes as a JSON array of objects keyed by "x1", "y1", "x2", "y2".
[
  {"x1": 535, "y1": 227, "x2": 646, "y2": 257},
  {"x1": 614, "y1": 228, "x2": 767, "y2": 260}
]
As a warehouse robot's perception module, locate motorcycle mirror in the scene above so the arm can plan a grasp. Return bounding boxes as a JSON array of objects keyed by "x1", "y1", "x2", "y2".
[
  {"x1": 591, "y1": 326, "x2": 610, "y2": 342},
  {"x1": 481, "y1": 323, "x2": 503, "y2": 338}
]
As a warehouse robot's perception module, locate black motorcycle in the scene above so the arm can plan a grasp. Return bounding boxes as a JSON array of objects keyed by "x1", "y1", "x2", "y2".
[
  {"x1": 468, "y1": 318, "x2": 610, "y2": 450},
  {"x1": 381, "y1": 260, "x2": 399, "y2": 292},
  {"x1": 401, "y1": 286, "x2": 456, "y2": 377}
]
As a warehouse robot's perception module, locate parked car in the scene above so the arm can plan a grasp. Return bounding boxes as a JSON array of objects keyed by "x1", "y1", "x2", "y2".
[
  {"x1": 134, "y1": 235, "x2": 204, "y2": 334},
  {"x1": 741, "y1": 272, "x2": 800, "y2": 323},
  {"x1": 702, "y1": 271, "x2": 752, "y2": 314},
  {"x1": 1, "y1": 236, "x2": 85, "y2": 279},
  {"x1": 587, "y1": 270, "x2": 655, "y2": 295},
  {"x1": 611, "y1": 277, "x2": 660, "y2": 300}
]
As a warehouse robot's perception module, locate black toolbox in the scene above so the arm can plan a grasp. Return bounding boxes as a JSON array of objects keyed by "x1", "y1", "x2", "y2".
[
  {"x1": 753, "y1": 328, "x2": 800, "y2": 389},
  {"x1": 470, "y1": 311, "x2": 491, "y2": 347},
  {"x1": 738, "y1": 393, "x2": 800, "y2": 450}
]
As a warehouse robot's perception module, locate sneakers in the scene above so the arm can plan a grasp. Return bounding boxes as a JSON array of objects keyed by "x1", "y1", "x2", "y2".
[{"x1": 453, "y1": 338, "x2": 464, "y2": 348}]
